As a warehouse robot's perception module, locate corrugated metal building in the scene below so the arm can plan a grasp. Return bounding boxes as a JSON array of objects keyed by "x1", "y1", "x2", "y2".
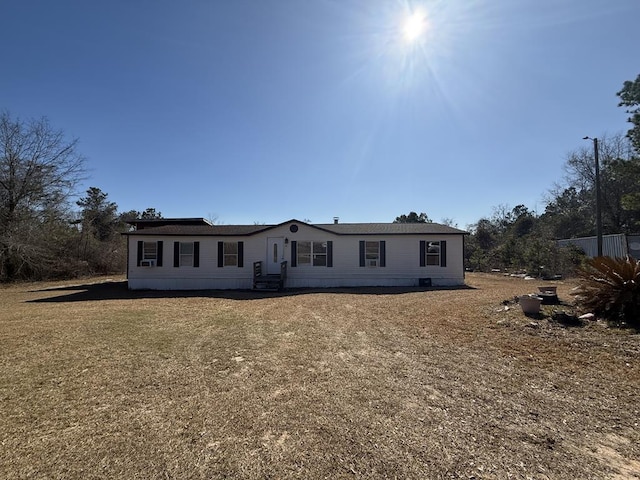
[{"x1": 557, "y1": 233, "x2": 640, "y2": 259}]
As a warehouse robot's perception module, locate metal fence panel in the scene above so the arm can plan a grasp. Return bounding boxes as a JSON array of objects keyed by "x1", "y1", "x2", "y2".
[{"x1": 557, "y1": 234, "x2": 629, "y2": 258}]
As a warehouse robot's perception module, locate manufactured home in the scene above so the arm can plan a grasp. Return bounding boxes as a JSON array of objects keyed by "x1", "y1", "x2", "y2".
[{"x1": 124, "y1": 218, "x2": 467, "y2": 290}]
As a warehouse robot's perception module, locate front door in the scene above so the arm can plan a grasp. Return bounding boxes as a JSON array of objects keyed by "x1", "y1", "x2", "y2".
[{"x1": 267, "y1": 237, "x2": 285, "y2": 274}]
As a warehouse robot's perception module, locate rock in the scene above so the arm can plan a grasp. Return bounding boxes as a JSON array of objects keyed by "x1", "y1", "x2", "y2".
[{"x1": 552, "y1": 311, "x2": 581, "y2": 326}]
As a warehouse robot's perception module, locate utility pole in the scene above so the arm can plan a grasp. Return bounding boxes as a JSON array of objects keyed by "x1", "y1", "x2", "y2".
[{"x1": 584, "y1": 136, "x2": 603, "y2": 256}]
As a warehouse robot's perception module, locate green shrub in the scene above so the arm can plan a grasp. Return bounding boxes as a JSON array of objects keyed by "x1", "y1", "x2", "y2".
[{"x1": 572, "y1": 256, "x2": 640, "y2": 328}]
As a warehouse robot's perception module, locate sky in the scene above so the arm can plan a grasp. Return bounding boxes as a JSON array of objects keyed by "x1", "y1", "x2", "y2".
[{"x1": 1, "y1": 0, "x2": 637, "y2": 229}]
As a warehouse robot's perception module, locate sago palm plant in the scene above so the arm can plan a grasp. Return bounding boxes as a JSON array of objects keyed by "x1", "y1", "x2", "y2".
[{"x1": 572, "y1": 256, "x2": 640, "y2": 327}]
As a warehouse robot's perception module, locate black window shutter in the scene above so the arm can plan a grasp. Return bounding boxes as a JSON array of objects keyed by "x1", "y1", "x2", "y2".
[
  {"x1": 238, "y1": 241, "x2": 244, "y2": 268},
  {"x1": 157, "y1": 241, "x2": 163, "y2": 266},
  {"x1": 137, "y1": 241, "x2": 143, "y2": 266},
  {"x1": 420, "y1": 240, "x2": 426, "y2": 267},
  {"x1": 440, "y1": 240, "x2": 447, "y2": 267},
  {"x1": 327, "y1": 241, "x2": 333, "y2": 267},
  {"x1": 359, "y1": 241, "x2": 365, "y2": 267},
  {"x1": 194, "y1": 242, "x2": 200, "y2": 268},
  {"x1": 380, "y1": 241, "x2": 386, "y2": 267},
  {"x1": 217, "y1": 241, "x2": 224, "y2": 267},
  {"x1": 173, "y1": 242, "x2": 180, "y2": 267},
  {"x1": 291, "y1": 241, "x2": 297, "y2": 267}
]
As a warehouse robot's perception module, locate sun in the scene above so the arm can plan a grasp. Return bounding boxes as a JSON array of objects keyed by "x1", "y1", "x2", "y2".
[{"x1": 402, "y1": 10, "x2": 428, "y2": 43}]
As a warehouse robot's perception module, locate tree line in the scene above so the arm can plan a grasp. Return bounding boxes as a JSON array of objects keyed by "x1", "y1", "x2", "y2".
[
  {"x1": 2, "y1": 74, "x2": 639, "y2": 281},
  {"x1": 463, "y1": 74, "x2": 640, "y2": 275},
  {"x1": 0, "y1": 112, "x2": 161, "y2": 281},
  {"x1": 396, "y1": 129, "x2": 639, "y2": 276},
  {"x1": 397, "y1": 75, "x2": 640, "y2": 276}
]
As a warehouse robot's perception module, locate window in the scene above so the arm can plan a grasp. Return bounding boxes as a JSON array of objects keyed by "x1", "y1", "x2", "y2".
[
  {"x1": 426, "y1": 241, "x2": 441, "y2": 265},
  {"x1": 138, "y1": 240, "x2": 163, "y2": 266},
  {"x1": 296, "y1": 241, "x2": 326, "y2": 266},
  {"x1": 313, "y1": 242, "x2": 327, "y2": 266},
  {"x1": 291, "y1": 240, "x2": 332, "y2": 267},
  {"x1": 180, "y1": 242, "x2": 194, "y2": 267},
  {"x1": 173, "y1": 241, "x2": 199, "y2": 268},
  {"x1": 365, "y1": 241, "x2": 379, "y2": 267},
  {"x1": 224, "y1": 242, "x2": 238, "y2": 266},
  {"x1": 359, "y1": 240, "x2": 385, "y2": 267},
  {"x1": 217, "y1": 241, "x2": 243, "y2": 268},
  {"x1": 420, "y1": 240, "x2": 446, "y2": 267},
  {"x1": 143, "y1": 241, "x2": 157, "y2": 260},
  {"x1": 297, "y1": 241, "x2": 311, "y2": 265}
]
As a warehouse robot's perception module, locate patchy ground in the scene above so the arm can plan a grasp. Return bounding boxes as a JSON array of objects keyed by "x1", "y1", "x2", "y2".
[{"x1": 0, "y1": 273, "x2": 638, "y2": 479}]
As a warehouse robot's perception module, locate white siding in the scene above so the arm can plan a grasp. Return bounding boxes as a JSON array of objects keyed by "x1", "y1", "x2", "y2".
[
  {"x1": 128, "y1": 236, "x2": 254, "y2": 290},
  {"x1": 127, "y1": 222, "x2": 465, "y2": 290}
]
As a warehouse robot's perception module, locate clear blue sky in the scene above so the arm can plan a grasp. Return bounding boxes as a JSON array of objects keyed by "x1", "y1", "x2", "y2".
[{"x1": 1, "y1": 0, "x2": 637, "y2": 228}]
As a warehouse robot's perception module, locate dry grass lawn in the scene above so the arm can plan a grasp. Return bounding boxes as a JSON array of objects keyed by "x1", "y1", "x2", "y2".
[{"x1": 1, "y1": 273, "x2": 638, "y2": 479}]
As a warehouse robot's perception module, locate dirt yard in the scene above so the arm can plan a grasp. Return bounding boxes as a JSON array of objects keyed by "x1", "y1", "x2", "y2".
[{"x1": 0, "y1": 273, "x2": 638, "y2": 479}]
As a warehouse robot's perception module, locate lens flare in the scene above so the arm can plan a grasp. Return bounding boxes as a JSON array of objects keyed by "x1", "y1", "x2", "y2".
[{"x1": 403, "y1": 11, "x2": 428, "y2": 43}]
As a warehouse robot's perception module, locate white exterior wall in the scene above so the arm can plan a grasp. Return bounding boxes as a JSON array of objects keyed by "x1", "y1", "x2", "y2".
[
  {"x1": 127, "y1": 222, "x2": 465, "y2": 290},
  {"x1": 127, "y1": 235, "x2": 255, "y2": 290}
]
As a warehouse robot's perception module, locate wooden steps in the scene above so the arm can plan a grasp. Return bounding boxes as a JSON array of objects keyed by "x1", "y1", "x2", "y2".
[
  {"x1": 253, "y1": 275, "x2": 284, "y2": 291},
  {"x1": 253, "y1": 261, "x2": 287, "y2": 291}
]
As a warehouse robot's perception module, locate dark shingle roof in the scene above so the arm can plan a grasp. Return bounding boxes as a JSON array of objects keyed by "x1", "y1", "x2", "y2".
[
  {"x1": 124, "y1": 219, "x2": 467, "y2": 236},
  {"x1": 123, "y1": 224, "x2": 270, "y2": 236},
  {"x1": 315, "y1": 223, "x2": 467, "y2": 235},
  {"x1": 126, "y1": 218, "x2": 212, "y2": 230}
]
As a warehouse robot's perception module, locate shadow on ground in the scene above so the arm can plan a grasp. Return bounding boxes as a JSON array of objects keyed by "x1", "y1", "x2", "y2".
[{"x1": 27, "y1": 280, "x2": 476, "y2": 303}]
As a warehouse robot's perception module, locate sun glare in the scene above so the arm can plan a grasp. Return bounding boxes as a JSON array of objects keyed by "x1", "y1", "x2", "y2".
[{"x1": 403, "y1": 11, "x2": 428, "y2": 43}]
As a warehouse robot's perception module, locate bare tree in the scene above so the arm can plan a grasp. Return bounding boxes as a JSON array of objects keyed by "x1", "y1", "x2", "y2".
[
  {"x1": 440, "y1": 217, "x2": 458, "y2": 228},
  {"x1": 557, "y1": 132, "x2": 638, "y2": 235},
  {"x1": 206, "y1": 213, "x2": 220, "y2": 225},
  {"x1": 562, "y1": 132, "x2": 633, "y2": 190},
  {"x1": 0, "y1": 111, "x2": 85, "y2": 280}
]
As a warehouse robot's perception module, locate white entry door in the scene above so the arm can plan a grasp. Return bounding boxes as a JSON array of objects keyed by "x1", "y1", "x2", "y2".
[{"x1": 267, "y1": 237, "x2": 285, "y2": 274}]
